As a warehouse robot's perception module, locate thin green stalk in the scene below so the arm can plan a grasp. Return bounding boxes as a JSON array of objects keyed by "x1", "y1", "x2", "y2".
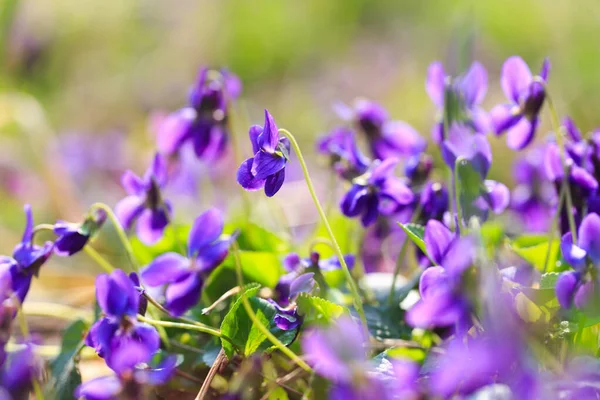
[
  {"x1": 232, "y1": 241, "x2": 312, "y2": 372},
  {"x1": 545, "y1": 93, "x2": 577, "y2": 242},
  {"x1": 454, "y1": 158, "x2": 465, "y2": 232},
  {"x1": 278, "y1": 128, "x2": 367, "y2": 329},
  {"x1": 84, "y1": 246, "x2": 116, "y2": 273},
  {"x1": 143, "y1": 292, "x2": 215, "y2": 329},
  {"x1": 90, "y1": 203, "x2": 138, "y2": 271},
  {"x1": 542, "y1": 184, "x2": 566, "y2": 273},
  {"x1": 388, "y1": 205, "x2": 422, "y2": 306}
]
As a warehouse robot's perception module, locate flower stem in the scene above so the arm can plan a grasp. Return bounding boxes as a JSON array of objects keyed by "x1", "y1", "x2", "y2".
[
  {"x1": 278, "y1": 128, "x2": 367, "y2": 330},
  {"x1": 545, "y1": 93, "x2": 578, "y2": 242},
  {"x1": 542, "y1": 183, "x2": 566, "y2": 273},
  {"x1": 84, "y1": 246, "x2": 116, "y2": 274},
  {"x1": 453, "y1": 158, "x2": 466, "y2": 232},
  {"x1": 201, "y1": 286, "x2": 241, "y2": 315},
  {"x1": 90, "y1": 203, "x2": 138, "y2": 271},
  {"x1": 232, "y1": 241, "x2": 312, "y2": 372}
]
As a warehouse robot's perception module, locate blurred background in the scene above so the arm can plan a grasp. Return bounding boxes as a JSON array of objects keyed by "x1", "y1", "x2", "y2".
[{"x1": 1, "y1": 0, "x2": 600, "y2": 364}]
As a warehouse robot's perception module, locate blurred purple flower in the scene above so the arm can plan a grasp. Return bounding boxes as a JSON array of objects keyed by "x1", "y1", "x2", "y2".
[
  {"x1": 75, "y1": 344, "x2": 176, "y2": 400},
  {"x1": 336, "y1": 99, "x2": 427, "y2": 160},
  {"x1": 418, "y1": 182, "x2": 449, "y2": 224},
  {"x1": 53, "y1": 208, "x2": 107, "y2": 256},
  {"x1": 491, "y1": 56, "x2": 550, "y2": 150},
  {"x1": 157, "y1": 67, "x2": 241, "y2": 161},
  {"x1": 85, "y1": 270, "x2": 160, "y2": 371},
  {"x1": 510, "y1": 147, "x2": 556, "y2": 232},
  {"x1": 237, "y1": 110, "x2": 290, "y2": 197},
  {"x1": 140, "y1": 208, "x2": 233, "y2": 316},
  {"x1": 340, "y1": 158, "x2": 414, "y2": 227},
  {"x1": 441, "y1": 123, "x2": 492, "y2": 180},
  {"x1": 316, "y1": 127, "x2": 370, "y2": 180},
  {"x1": 426, "y1": 61, "x2": 490, "y2": 142},
  {"x1": 554, "y1": 356, "x2": 600, "y2": 399},
  {"x1": 404, "y1": 152, "x2": 433, "y2": 186},
  {"x1": 115, "y1": 154, "x2": 172, "y2": 245},
  {"x1": 406, "y1": 220, "x2": 475, "y2": 332},
  {"x1": 0, "y1": 205, "x2": 53, "y2": 303},
  {"x1": 0, "y1": 343, "x2": 42, "y2": 399}
]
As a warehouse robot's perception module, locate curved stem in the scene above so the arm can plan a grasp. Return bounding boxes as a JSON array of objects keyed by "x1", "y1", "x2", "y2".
[
  {"x1": 143, "y1": 292, "x2": 220, "y2": 330},
  {"x1": 90, "y1": 203, "x2": 138, "y2": 271},
  {"x1": 232, "y1": 241, "x2": 312, "y2": 372},
  {"x1": 278, "y1": 129, "x2": 367, "y2": 330},
  {"x1": 545, "y1": 94, "x2": 577, "y2": 241},
  {"x1": 201, "y1": 286, "x2": 241, "y2": 315},
  {"x1": 84, "y1": 246, "x2": 116, "y2": 274}
]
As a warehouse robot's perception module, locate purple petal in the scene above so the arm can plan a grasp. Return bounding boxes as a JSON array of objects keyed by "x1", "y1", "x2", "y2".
[
  {"x1": 144, "y1": 355, "x2": 178, "y2": 385},
  {"x1": 377, "y1": 121, "x2": 426, "y2": 159},
  {"x1": 156, "y1": 108, "x2": 194, "y2": 155},
  {"x1": 501, "y1": 56, "x2": 533, "y2": 103},
  {"x1": 289, "y1": 273, "x2": 315, "y2": 299},
  {"x1": 460, "y1": 61, "x2": 487, "y2": 107},
  {"x1": 406, "y1": 291, "x2": 466, "y2": 329},
  {"x1": 257, "y1": 109, "x2": 279, "y2": 152},
  {"x1": 21, "y1": 204, "x2": 33, "y2": 244},
  {"x1": 121, "y1": 171, "x2": 145, "y2": 196},
  {"x1": 368, "y1": 158, "x2": 399, "y2": 185},
  {"x1": 506, "y1": 117, "x2": 538, "y2": 150},
  {"x1": 107, "y1": 341, "x2": 153, "y2": 373},
  {"x1": 561, "y1": 233, "x2": 587, "y2": 269},
  {"x1": 251, "y1": 151, "x2": 286, "y2": 181},
  {"x1": 283, "y1": 253, "x2": 301, "y2": 272},
  {"x1": 249, "y1": 125, "x2": 262, "y2": 155},
  {"x1": 539, "y1": 57, "x2": 551, "y2": 81},
  {"x1": 188, "y1": 208, "x2": 224, "y2": 256},
  {"x1": 556, "y1": 271, "x2": 579, "y2": 309},
  {"x1": 484, "y1": 180, "x2": 510, "y2": 213},
  {"x1": 470, "y1": 107, "x2": 491, "y2": 134},
  {"x1": 424, "y1": 220, "x2": 454, "y2": 265},
  {"x1": 361, "y1": 194, "x2": 379, "y2": 227},
  {"x1": 148, "y1": 153, "x2": 168, "y2": 186},
  {"x1": 571, "y1": 165, "x2": 598, "y2": 192},
  {"x1": 165, "y1": 272, "x2": 203, "y2": 316},
  {"x1": 131, "y1": 323, "x2": 161, "y2": 355},
  {"x1": 579, "y1": 213, "x2": 600, "y2": 263},
  {"x1": 442, "y1": 237, "x2": 475, "y2": 276},
  {"x1": 574, "y1": 281, "x2": 595, "y2": 310},
  {"x1": 264, "y1": 168, "x2": 285, "y2": 197},
  {"x1": 141, "y1": 253, "x2": 190, "y2": 287},
  {"x1": 426, "y1": 61, "x2": 446, "y2": 108},
  {"x1": 490, "y1": 104, "x2": 521, "y2": 135},
  {"x1": 75, "y1": 375, "x2": 122, "y2": 400},
  {"x1": 274, "y1": 313, "x2": 301, "y2": 331},
  {"x1": 136, "y1": 208, "x2": 169, "y2": 245},
  {"x1": 114, "y1": 196, "x2": 145, "y2": 231},
  {"x1": 340, "y1": 185, "x2": 368, "y2": 217},
  {"x1": 563, "y1": 117, "x2": 582, "y2": 142},
  {"x1": 543, "y1": 143, "x2": 564, "y2": 181},
  {"x1": 302, "y1": 329, "x2": 350, "y2": 381},
  {"x1": 419, "y1": 266, "x2": 447, "y2": 298},
  {"x1": 195, "y1": 239, "x2": 231, "y2": 272},
  {"x1": 237, "y1": 158, "x2": 266, "y2": 190},
  {"x1": 431, "y1": 121, "x2": 444, "y2": 144}
]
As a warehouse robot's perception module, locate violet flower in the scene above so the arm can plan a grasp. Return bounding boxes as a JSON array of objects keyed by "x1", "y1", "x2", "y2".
[
  {"x1": 157, "y1": 67, "x2": 241, "y2": 161},
  {"x1": 340, "y1": 158, "x2": 414, "y2": 227},
  {"x1": 406, "y1": 220, "x2": 475, "y2": 332},
  {"x1": 53, "y1": 208, "x2": 107, "y2": 256},
  {"x1": 0, "y1": 205, "x2": 53, "y2": 303},
  {"x1": 316, "y1": 127, "x2": 370, "y2": 181},
  {"x1": 554, "y1": 356, "x2": 600, "y2": 399},
  {"x1": 510, "y1": 147, "x2": 556, "y2": 232},
  {"x1": 237, "y1": 110, "x2": 290, "y2": 197},
  {"x1": 491, "y1": 56, "x2": 550, "y2": 150},
  {"x1": 426, "y1": 61, "x2": 490, "y2": 142},
  {"x1": 270, "y1": 272, "x2": 315, "y2": 331},
  {"x1": 85, "y1": 270, "x2": 160, "y2": 371},
  {"x1": 75, "y1": 343, "x2": 176, "y2": 400},
  {"x1": 115, "y1": 154, "x2": 172, "y2": 245},
  {"x1": 140, "y1": 208, "x2": 233, "y2": 316},
  {"x1": 556, "y1": 213, "x2": 600, "y2": 312},
  {"x1": 0, "y1": 344, "x2": 42, "y2": 399},
  {"x1": 336, "y1": 99, "x2": 427, "y2": 160}
]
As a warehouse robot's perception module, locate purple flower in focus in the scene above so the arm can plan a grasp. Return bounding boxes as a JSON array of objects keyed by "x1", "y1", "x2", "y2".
[
  {"x1": 336, "y1": 99, "x2": 427, "y2": 160},
  {"x1": 85, "y1": 270, "x2": 160, "y2": 371},
  {"x1": 115, "y1": 154, "x2": 172, "y2": 245},
  {"x1": 53, "y1": 208, "x2": 107, "y2": 256},
  {"x1": 317, "y1": 127, "x2": 370, "y2": 181},
  {"x1": 510, "y1": 147, "x2": 556, "y2": 232},
  {"x1": 270, "y1": 272, "x2": 315, "y2": 331},
  {"x1": 237, "y1": 110, "x2": 290, "y2": 197},
  {"x1": 0, "y1": 205, "x2": 53, "y2": 303},
  {"x1": 406, "y1": 220, "x2": 475, "y2": 332},
  {"x1": 556, "y1": 213, "x2": 600, "y2": 312},
  {"x1": 441, "y1": 123, "x2": 492, "y2": 180},
  {"x1": 418, "y1": 182, "x2": 449, "y2": 224},
  {"x1": 426, "y1": 61, "x2": 490, "y2": 142},
  {"x1": 404, "y1": 152, "x2": 433, "y2": 186},
  {"x1": 157, "y1": 67, "x2": 241, "y2": 161},
  {"x1": 340, "y1": 158, "x2": 414, "y2": 227},
  {"x1": 491, "y1": 56, "x2": 550, "y2": 150},
  {"x1": 141, "y1": 208, "x2": 233, "y2": 316},
  {"x1": 75, "y1": 344, "x2": 176, "y2": 400}
]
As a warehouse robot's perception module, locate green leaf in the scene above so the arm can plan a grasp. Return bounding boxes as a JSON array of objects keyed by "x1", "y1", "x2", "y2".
[
  {"x1": 131, "y1": 224, "x2": 190, "y2": 265},
  {"x1": 204, "y1": 251, "x2": 283, "y2": 301},
  {"x1": 227, "y1": 222, "x2": 289, "y2": 254},
  {"x1": 220, "y1": 286, "x2": 298, "y2": 359},
  {"x1": 363, "y1": 304, "x2": 412, "y2": 340},
  {"x1": 398, "y1": 223, "x2": 427, "y2": 255},
  {"x1": 515, "y1": 292, "x2": 544, "y2": 323},
  {"x1": 268, "y1": 387, "x2": 289, "y2": 400},
  {"x1": 480, "y1": 221, "x2": 504, "y2": 250},
  {"x1": 45, "y1": 319, "x2": 88, "y2": 400},
  {"x1": 295, "y1": 293, "x2": 349, "y2": 324},
  {"x1": 510, "y1": 235, "x2": 561, "y2": 272},
  {"x1": 540, "y1": 272, "x2": 560, "y2": 290}
]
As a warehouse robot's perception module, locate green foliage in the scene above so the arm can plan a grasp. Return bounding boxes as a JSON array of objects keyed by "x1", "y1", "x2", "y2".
[
  {"x1": 295, "y1": 293, "x2": 349, "y2": 324},
  {"x1": 45, "y1": 319, "x2": 88, "y2": 400},
  {"x1": 131, "y1": 224, "x2": 190, "y2": 265},
  {"x1": 226, "y1": 222, "x2": 290, "y2": 254},
  {"x1": 510, "y1": 235, "x2": 562, "y2": 272},
  {"x1": 220, "y1": 286, "x2": 298, "y2": 359},
  {"x1": 398, "y1": 223, "x2": 427, "y2": 255},
  {"x1": 363, "y1": 304, "x2": 412, "y2": 340}
]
